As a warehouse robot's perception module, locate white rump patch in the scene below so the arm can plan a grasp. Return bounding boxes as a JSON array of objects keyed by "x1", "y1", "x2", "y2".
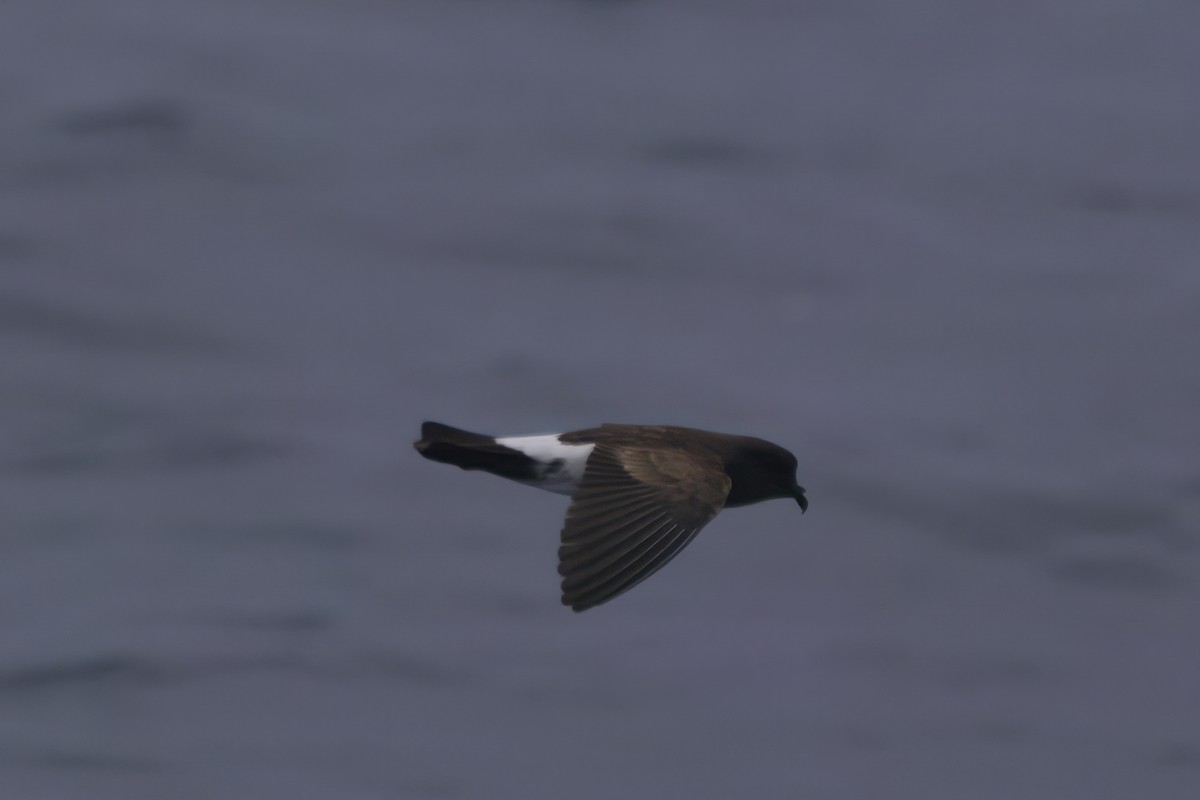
[{"x1": 495, "y1": 434, "x2": 595, "y2": 495}]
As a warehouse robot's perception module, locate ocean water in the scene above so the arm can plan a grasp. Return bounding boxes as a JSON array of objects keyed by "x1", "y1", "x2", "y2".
[{"x1": 1, "y1": 2, "x2": 1198, "y2": 798}]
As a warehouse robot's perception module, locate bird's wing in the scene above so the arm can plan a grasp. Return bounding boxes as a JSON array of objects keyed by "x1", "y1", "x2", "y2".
[{"x1": 558, "y1": 444, "x2": 731, "y2": 612}]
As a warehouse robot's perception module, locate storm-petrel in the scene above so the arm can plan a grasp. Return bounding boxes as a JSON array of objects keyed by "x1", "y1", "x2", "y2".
[{"x1": 414, "y1": 421, "x2": 808, "y2": 612}]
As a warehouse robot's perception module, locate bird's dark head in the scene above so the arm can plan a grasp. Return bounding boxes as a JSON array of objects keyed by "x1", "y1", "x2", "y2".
[{"x1": 721, "y1": 437, "x2": 809, "y2": 511}]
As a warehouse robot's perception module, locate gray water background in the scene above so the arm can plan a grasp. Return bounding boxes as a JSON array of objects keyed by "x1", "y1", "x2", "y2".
[{"x1": 2, "y1": 1, "x2": 1199, "y2": 798}]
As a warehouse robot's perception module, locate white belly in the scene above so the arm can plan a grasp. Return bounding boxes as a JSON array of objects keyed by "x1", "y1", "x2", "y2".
[{"x1": 494, "y1": 434, "x2": 595, "y2": 495}]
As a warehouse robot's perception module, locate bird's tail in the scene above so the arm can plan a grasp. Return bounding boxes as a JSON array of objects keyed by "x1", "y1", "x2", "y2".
[{"x1": 414, "y1": 421, "x2": 538, "y2": 480}]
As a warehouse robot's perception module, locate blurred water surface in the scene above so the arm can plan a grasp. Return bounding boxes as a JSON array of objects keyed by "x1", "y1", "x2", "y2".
[{"x1": 1, "y1": 1, "x2": 1198, "y2": 798}]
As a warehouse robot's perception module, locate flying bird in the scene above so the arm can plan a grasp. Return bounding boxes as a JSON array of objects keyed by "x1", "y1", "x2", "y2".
[{"x1": 414, "y1": 421, "x2": 808, "y2": 612}]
